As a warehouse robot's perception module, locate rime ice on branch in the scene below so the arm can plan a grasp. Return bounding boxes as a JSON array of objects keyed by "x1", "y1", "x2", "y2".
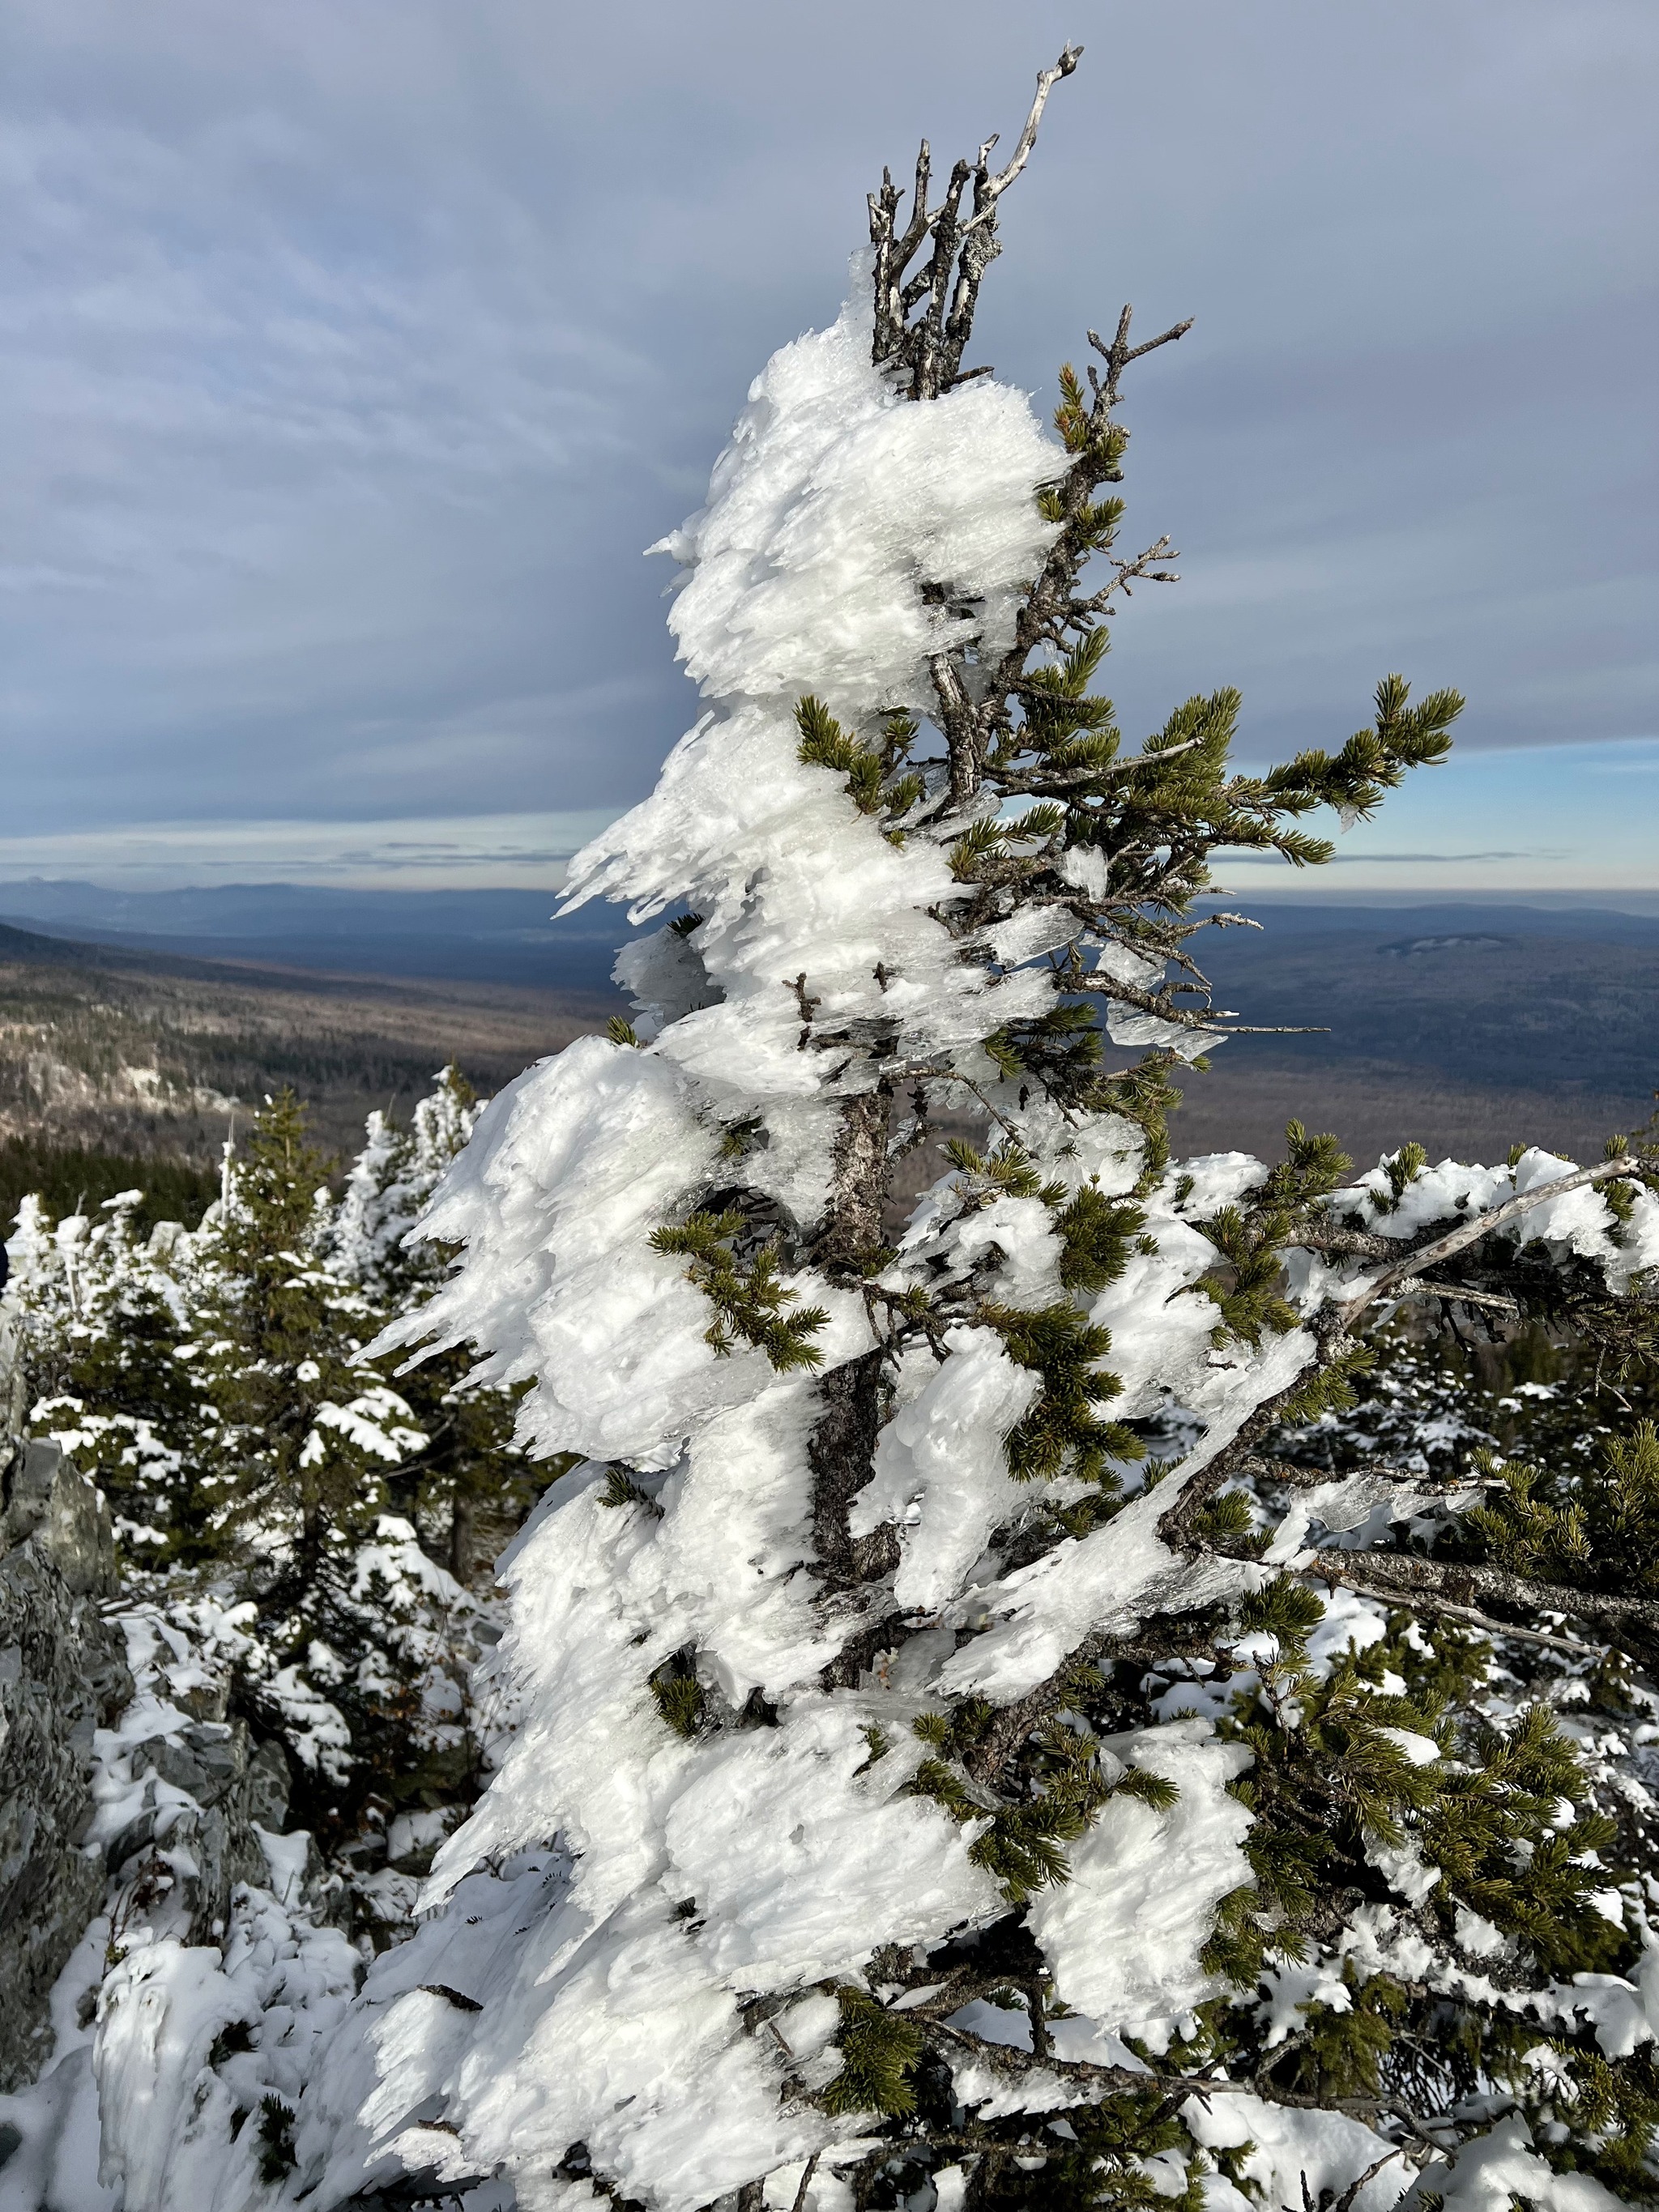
[{"x1": 296, "y1": 52, "x2": 1659, "y2": 2212}]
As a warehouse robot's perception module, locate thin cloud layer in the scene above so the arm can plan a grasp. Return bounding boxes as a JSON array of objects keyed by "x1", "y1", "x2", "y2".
[
  {"x1": 2, "y1": 0, "x2": 1654, "y2": 861},
  {"x1": 0, "y1": 812, "x2": 615, "y2": 889}
]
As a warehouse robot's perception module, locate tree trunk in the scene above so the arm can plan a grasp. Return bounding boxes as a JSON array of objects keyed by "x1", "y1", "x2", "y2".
[
  {"x1": 807, "y1": 1085, "x2": 899, "y2": 1586},
  {"x1": 450, "y1": 1483, "x2": 476, "y2": 1588}
]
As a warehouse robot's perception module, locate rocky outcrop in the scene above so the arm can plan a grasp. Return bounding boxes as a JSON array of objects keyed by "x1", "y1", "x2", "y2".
[
  {"x1": 0, "y1": 1433, "x2": 132, "y2": 2092},
  {"x1": 2, "y1": 1432, "x2": 120, "y2": 1596},
  {"x1": 108, "y1": 1703, "x2": 297, "y2": 1946}
]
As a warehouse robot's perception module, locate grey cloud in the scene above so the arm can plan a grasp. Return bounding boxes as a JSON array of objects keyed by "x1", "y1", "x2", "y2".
[{"x1": 0, "y1": 0, "x2": 1653, "y2": 844}]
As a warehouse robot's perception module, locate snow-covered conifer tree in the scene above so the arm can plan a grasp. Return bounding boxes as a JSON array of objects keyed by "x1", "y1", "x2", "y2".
[
  {"x1": 291, "y1": 54, "x2": 1659, "y2": 2212},
  {"x1": 331, "y1": 1066, "x2": 535, "y2": 1579},
  {"x1": 7, "y1": 1079, "x2": 519, "y2": 1839}
]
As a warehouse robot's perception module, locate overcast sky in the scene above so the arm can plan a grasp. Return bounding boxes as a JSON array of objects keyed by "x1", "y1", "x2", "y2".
[{"x1": 2, "y1": 0, "x2": 1654, "y2": 889}]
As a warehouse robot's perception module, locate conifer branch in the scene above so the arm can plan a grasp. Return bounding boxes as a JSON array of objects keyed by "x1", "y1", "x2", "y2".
[
  {"x1": 1340, "y1": 1153, "x2": 1643, "y2": 1322},
  {"x1": 1066, "y1": 969, "x2": 1329, "y2": 1038},
  {"x1": 789, "y1": 2153, "x2": 819, "y2": 2212},
  {"x1": 1315, "y1": 1569, "x2": 1604, "y2": 1659},
  {"x1": 1317, "y1": 1548, "x2": 1659, "y2": 1639},
  {"x1": 1398, "y1": 1280, "x2": 1520, "y2": 1314},
  {"x1": 914, "y1": 2011, "x2": 1387, "y2": 2121},
  {"x1": 1158, "y1": 1150, "x2": 1647, "y2": 1552},
  {"x1": 650, "y1": 1211, "x2": 829, "y2": 1370}
]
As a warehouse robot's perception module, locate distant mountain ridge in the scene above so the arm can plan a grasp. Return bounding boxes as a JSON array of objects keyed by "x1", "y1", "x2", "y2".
[
  {"x1": 4, "y1": 880, "x2": 1659, "y2": 992},
  {"x1": 0, "y1": 878, "x2": 568, "y2": 936},
  {"x1": 0, "y1": 879, "x2": 642, "y2": 991}
]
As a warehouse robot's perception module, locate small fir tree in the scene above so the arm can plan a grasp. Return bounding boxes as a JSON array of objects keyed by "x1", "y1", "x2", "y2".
[
  {"x1": 288, "y1": 54, "x2": 1659, "y2": 2212},
  {"x1": 8, "y1": 1074, "x2": 527, "y2": 1855},
  {"x1": 332, "y1": 1066, "x2": 538, "y2": 1579}
]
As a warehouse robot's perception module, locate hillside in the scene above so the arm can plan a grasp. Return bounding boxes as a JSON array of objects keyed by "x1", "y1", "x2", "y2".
[
  {"x1": 0, "y1": 918, "x2": 618, "y2": 1174},
  {"x1": 1169, "y1": 901, "x2": 1659, "y2": 1165},
  {"x1": 3, "y1": 896, "x2": 1657, "y2": 1238}
]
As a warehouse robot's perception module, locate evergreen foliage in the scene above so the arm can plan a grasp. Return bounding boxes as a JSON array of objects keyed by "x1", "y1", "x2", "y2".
[
  {"x1": 0, "y1": 1132, "x2": 217, "y2": 1238},
  {"x1": 821, "y1": 1988, "x2": 926, "y2": 2116},
  {"x1": 650, "y1": 1208, "x2": 830, "y2": 1368},
  {"x1": 7, "y1": 1068, "x2": 529, "y2": 1857},
  {"x1": 796, "y1": 693, "x2": 924, "y2": 833},
  {"x1": 1468, "y1": 1423, "x2": 1659, "y2": 1595}
]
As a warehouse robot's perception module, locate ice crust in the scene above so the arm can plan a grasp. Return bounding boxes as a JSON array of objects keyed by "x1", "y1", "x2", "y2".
[
  {"x1": 851, "y1": 1328, "x2": 1038, "y2": 1612},
  {"x1": 1026, "y1": 1721, "x2": 1253, "y2": 2052},
  {"x1": 553, "y1": 274, "x2": 1063, "y2": 1229}
]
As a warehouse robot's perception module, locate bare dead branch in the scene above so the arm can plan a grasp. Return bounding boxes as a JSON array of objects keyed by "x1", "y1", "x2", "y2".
[
  {"x1": 1316, "y1": 1571, "x2": 1603, "y2": 1659},
  {"x1": 1396, "y1": 1281, "x2": 1520, "y2": 1314},
  {"x1": 1333, "y1": 2151, "x2": 1403, "y2": 2212},
  {"x1": 1087, "y1": 309, "x2": 1196, "y2": 402},
  {"x1": 1318, "y1": 1547, "x2": 1659, "y2": 1639},
  {"x1": 1067, "y1": 971, "x2": 1329, "y2": 1038},
  {"x1": 923, "y1": 2014, "x2": 1382, "y2": 2119},
  {"x1": 869, "y1": 48, "x2": 1082, "y2": 401},
  {"x1": 962, "y1": 46, "x2": 1084, "y2": 226},
  {"x1": 789, "y1": 2152, "x2": 820, "y2": 2212}
]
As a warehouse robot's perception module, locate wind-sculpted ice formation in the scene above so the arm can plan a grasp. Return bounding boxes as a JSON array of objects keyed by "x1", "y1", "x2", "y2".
[{"x1": 284, "y1": 124, "x2": 1659, "y2": 2211}]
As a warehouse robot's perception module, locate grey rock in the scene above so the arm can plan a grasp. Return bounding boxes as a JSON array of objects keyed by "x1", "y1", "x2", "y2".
[
  {"x1": 0, "y1": 1533, "x2": 134, "y2": 2091},
  {"x1": 133, "y1": 1720, "x2": 241, "y2": 1805},
  {"x1": 0, "y1": 1335, "x2": 317, "y2": 2092},
  {"x1": 105, "y1": 1787, "x2": 160, "y2": 1877},
  {"x1": 2, "y1": 1436, "x2": 119, "y2": 1599},
  {"x1": 118, "y1": 1720, "x2": 300, "y2": 1943},
  {"x1": 246, "y1": 1733, "x2": 292, "y2": 1831},
  {"x1": 0, "y1": 1328, "x2": 134, "y2": 2091}
]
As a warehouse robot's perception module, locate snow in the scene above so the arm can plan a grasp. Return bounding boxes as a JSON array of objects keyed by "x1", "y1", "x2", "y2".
[
  {"x1": 646, "y1": 264, "x2": 1059, "y2": 723},
  {"x1": 559, "y1": 700, "x2": 1055, "y2": 1230},
  {"x1": 1183, "y1": 2093, "x2": 1405, "y2": 2212},
  {"x1": 659, "y1": 1704, "x2": 1007, "y2": 1993},
  {"x1": 302, "y1": 1886, "x2": 836, "y2": 2212},
  {"x1": 1425, "y1": 2114, "x2": 1627, "y2": 2212},
  {"x1": 92, "y1": 1890, "x2": 359, "y2": 2212},
  {"x1": 0, "y1": 1913, "x2": 117, "y2": 2212},
  {"x1": 1027, "y1": 1721, "x2": 1253, "y2": 2052},
  {"x1": 0, "y1": 1600, "x2": 357, "y2": 2212},
  {"x1": 1545, "y1": 1933, "x2": 1659, "y2": 2060},
  {"x1": 547, "y1": 273, "x2": 1075, "y2": 1234},
  {"x1": 1337, "y1": 1145, "x2": 1644, "y2": 1289},
  {"x1": 301, "y1": 1385, "x2": 426, "y2": 1467},
  {"x1": 851, "y1": 1329, "x2": 1038, "y2": 1612},
  {"x1": 940, "y1": 1325, "x2": 1316, "y2": 1703},
  {"x1": 1375, "y1": 1724, "x2": 1442, "y2": 1767},
  {"x1": 373, "y1": 1037, "x2": 803, "y2": 1467}
]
